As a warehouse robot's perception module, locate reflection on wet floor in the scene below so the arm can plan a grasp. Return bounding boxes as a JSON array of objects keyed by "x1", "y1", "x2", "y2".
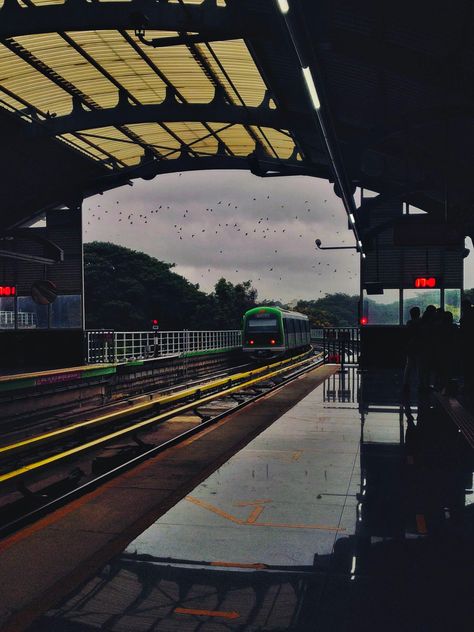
[{"x1": 30, "y1": 368, "x2": 473, "y2": 631}]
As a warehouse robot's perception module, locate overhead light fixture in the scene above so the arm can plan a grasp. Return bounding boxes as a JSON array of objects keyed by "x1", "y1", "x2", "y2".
[
  {"x1": 302, "y1": 66, "x2": 321, "y2": 110},
  {"x1": 357, "y1": 240, "x2": 362, "y2": 248},
  {"x1": 349, "y1": 213, "x2": 355, "y2": 223},
  {"x1": 276, "y1": 0, "x2": 290, "y2": 14},
  {"x1": 362, "y1": 252, "x2": 366, "y2": 259}
]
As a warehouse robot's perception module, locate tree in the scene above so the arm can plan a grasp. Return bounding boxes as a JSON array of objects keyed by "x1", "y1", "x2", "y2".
[
  {"x1": 84, "y1": 242, "x2": 214, "y2": 330},
  {"x1": 212, "y1": 278, "x2": 258, "y2": 328}
]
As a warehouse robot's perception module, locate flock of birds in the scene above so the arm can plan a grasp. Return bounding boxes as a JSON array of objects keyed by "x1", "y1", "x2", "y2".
[{"x1": 84, "y1": 190, "x2": 358, "y2": 294}]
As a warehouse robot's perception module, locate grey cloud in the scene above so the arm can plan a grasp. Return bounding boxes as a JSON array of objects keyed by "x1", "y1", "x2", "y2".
[{"x1": 84, "y1": 170, "x2": 360, "y2": 302}]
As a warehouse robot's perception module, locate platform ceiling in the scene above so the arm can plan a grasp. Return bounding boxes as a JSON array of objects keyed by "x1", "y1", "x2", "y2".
[{"x1": 1, "y1": 0, "x2": 474, "y2": 241}]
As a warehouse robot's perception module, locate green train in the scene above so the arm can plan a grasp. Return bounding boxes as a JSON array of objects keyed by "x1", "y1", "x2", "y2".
[{"x1": 242, "y1": 306, "x2": 311, "y2": 359}]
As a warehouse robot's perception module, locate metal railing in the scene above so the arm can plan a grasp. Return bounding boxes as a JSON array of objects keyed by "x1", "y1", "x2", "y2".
[
  {"x1": 323, "y1": 327, "x2": 360, "y2": 365},
  {"x1": 86, "y1": 330, "x2": 242, "y2": 364}
]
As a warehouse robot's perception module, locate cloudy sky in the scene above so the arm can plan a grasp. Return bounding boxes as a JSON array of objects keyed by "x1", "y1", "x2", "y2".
[
  {"x1": 83, "y1": 170, "x2": 360, "y2": 303},
  {"x1": 84, "y1": 169, "x2": 474, "y2": 303}
]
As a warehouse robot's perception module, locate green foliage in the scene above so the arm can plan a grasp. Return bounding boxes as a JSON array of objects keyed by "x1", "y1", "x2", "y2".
[
  {"x1": 295, "y1": 293, "x2": 359, "y2": 327},
  {"x1": 211, "y1": 278, "x2": 258, "y2": 329},
  {"x1": 84, "y1": 242, "x2": 214, "y2": 330},
  {"x1": 85, "y1": 242, "x2": 473, "y2": 331},
  {"x1": 84, "y1": 242, "x2": 258, "y2": 331}
]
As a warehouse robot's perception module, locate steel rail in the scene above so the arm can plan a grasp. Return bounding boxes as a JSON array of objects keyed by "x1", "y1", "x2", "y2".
[
  {"x1": 0, "y1": 355, "x2": 325, "y2": 538},
  {"x1": 0, "y1": 350, "x2": 313, "y2": 458},
  {"x1": 0, "y1": 352, "x2": 320, "y2": 482}
]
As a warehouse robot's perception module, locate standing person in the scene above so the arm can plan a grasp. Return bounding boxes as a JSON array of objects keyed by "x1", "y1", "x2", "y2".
[
  {"x1": 418, "y1": 305, "x2": 437, "y2": 389},
  {"x1": 437, "y1": 311, "x2": 459, "y2": 392},
  {"x1": 403, "y1": 306, "x2": 422, "y2": 391}
]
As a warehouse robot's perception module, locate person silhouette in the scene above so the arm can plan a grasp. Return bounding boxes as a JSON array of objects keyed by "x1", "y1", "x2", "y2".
[{"x1": 403, "y1": 306, "x2": 422, "y2": 392}]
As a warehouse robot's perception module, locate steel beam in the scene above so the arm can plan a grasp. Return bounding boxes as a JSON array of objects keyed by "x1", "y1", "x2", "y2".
[
  {"x1": 30, "y1": 98, "x2": 295, "y2": 138},
  {"x1": 82, "y1": 153, "x2": 329, "y2": 198},
  {"x1": 0, "y1": 0, "x2": 245, "y2": 39}
]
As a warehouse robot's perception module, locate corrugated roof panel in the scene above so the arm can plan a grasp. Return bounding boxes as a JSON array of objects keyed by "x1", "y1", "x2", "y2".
[
  {"x1": 66, "y1": 31, "x2": 168, "y2": 105},
  {"x1": 158, "y1": 121, "x2": 218, "y2": 155},
  {"x1": 207, "y1": 123, "x2": 255, "y2": 156},
  {"x1": 60, "y1": 133, "x2": 114, "y2": 163},
  {"x1": 0, "y1": 41, "x2": 71, "y2": 114},
  {"x1": 77, "y1": 126, "x2": 143, "y2": 165},
  {"x1": 133, "y1": 36, "x2": 214, "y2": 104},
  {"x1": 12, "y1": 33, "x2": 118, "y2": 109},
  {"x1": 250, "y1": 126, "x2": 296, "y2": 159},
  {"x1": 196, "y1": 39, "x2": 267, "y2": 107}
]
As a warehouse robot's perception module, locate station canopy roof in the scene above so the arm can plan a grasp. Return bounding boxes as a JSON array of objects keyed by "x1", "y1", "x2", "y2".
[{"x1": 1, "y1": 0, "x2": 474, "y2": 242}]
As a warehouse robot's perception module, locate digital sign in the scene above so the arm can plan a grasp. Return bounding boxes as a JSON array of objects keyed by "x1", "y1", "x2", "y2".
[
  {"x1": 414, "y1": 277, "x2": 437, "y2": 289},
  {"x1": 0, "y1": 286, "x2": 16, "y2": 296}
]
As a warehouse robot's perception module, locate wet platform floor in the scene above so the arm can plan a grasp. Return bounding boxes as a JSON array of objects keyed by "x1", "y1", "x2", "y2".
[{"x1": 29, "y1": 368, "x2": 474, "y2": 631}]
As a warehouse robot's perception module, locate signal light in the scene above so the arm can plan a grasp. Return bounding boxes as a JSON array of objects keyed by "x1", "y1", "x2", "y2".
[
  {"x1": 270, "y1": 339, "x2": 276, "y2": 345},
  {"x1": 249, "y1": 339, "x2": 254, "y2": 345},
  {"x1": 0, "y1": 286, "x2": 16, "y2": 296},
  {"x1": 414, "y1": 277, "x2": 437, "y2": 288},
  {"x1": 151, "y1": 318, "x2": 159, "y2": 330},
  {"x1": 360, "y1": 317, "x2": 368, "y2": 325}
]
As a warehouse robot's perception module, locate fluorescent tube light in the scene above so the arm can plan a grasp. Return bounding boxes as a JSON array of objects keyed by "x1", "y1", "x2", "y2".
[
  {"x1": 357, "y1": 240, "x2": 362, "y2": 248},
  {"x1": 349, "y1": 213, "x2": 355, "y2": 223},
  {"x1": 362, "y1": 252, "x2": 366, "y2": 259},
  {"x1": 302, "y1": 66, "x2": 321, "y2": 110},
  {"x1": 276, "y1": 0, "x2": 290, "y2": 14}
]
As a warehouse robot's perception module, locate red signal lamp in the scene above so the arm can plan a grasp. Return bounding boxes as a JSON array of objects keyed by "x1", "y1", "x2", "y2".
[
  {"x1": 414, "y1": 277, "x2": 437, "y2": 288},
  {"x1": 249, "y1": 339, "x2": 254, "y2": 345},
  {"x1": 270, "y1": 339, "x2": 276, "y2": 345},
  {"x1": 360, "y1": 316, "x2": 368, "y2": 326},
  {"x1": 0, "y1": 286, "x2": 16, "y2": 296}
]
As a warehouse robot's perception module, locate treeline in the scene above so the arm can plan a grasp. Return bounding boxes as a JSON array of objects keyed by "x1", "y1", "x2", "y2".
[
  {"x1": 84, "y1": 242, "x2": 360, "y2": 330},
  {"x1": 89, "y1": 242, "x2": 474, "y2": 330},
  {"x1": 84, "y1": 242, "x2": 257, "y2": 330}
]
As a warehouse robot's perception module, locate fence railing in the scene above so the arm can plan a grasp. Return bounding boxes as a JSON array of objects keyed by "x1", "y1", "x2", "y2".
[
  {"x1": 86, "y1": 330, "x2": 242, "y2": 364},
  {"x1": 323, "y1": 327, "x2": 360, "y2": 365}
]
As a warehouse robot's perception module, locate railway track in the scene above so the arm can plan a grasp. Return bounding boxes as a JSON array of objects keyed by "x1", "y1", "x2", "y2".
[{"x1": 0, "y1": 349, "x2": 323, "y2": 537}]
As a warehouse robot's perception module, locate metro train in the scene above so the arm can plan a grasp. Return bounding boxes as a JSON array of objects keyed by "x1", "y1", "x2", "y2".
[{"x1": 242, "y1": 306, "x2": 311, "y2": 359}]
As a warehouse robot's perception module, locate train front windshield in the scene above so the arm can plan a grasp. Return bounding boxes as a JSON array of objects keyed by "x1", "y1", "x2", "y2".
[{"x1": 245, "y1": 318, "x2": 278, "y2": 333}]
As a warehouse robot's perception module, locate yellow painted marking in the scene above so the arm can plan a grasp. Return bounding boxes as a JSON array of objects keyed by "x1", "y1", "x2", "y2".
[
  {"x1": 186, "y1": 495, "x2": 243, "y2": 524},
  {"x1": 211, "y1": 561, "x2": 267, "y2": 569},
  {"x1": 416, "y1": 514, "x2": 428, "y2": 534},
  {"x1": 0, "y1": 350, "x2": 321, "y2": 458},
  {"x1": 233, "y1": 499, "x2": 272, "y2": 506},
  {"x1": 252, "y1": 521, "x2": 343, "y2": 531},
  {"x1": 291, "y1": 450, "x2": 303, "y2": 461},
  {"x1": 175, "y1": 607, "x2": 239, "y2": 620},
  {"x1": 0, "y1": 354, "x2": 324, "y2": 484},
  {"x1": 186, "y1": 496, "x2": 345, "y2": 532},
  {"x1": 245, "y1": 506, "x2": 265, "y2": 524}
]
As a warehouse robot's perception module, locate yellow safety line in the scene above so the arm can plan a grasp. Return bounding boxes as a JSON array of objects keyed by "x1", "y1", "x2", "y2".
[
  {"x1": 0, "y1": 354, "x2": 322, "y2": 484},
  {"x1": 0, "y1": 364, "x2": 115, "y2": 383},
  {"x1": 0, "y1": 350, "x2": 319, "y2": 457}
]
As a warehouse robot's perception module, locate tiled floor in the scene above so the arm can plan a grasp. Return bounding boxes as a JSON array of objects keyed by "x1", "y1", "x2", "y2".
[{"x1": 30, "y1": 368, "x2": 474, "y2": 631}]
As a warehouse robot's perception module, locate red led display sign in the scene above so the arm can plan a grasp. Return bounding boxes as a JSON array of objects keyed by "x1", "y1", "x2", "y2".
[
  {"x1": 414, "y1": 277, "x2": 437, "y2": 289},
  {"x1": 0, "y1": 286, "x2": 16, "y2": 296}
]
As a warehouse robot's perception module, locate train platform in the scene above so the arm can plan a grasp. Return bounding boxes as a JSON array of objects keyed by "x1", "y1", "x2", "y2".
[{"x1": 0, "y1": 365, "x2": 472, "y2": 631}]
